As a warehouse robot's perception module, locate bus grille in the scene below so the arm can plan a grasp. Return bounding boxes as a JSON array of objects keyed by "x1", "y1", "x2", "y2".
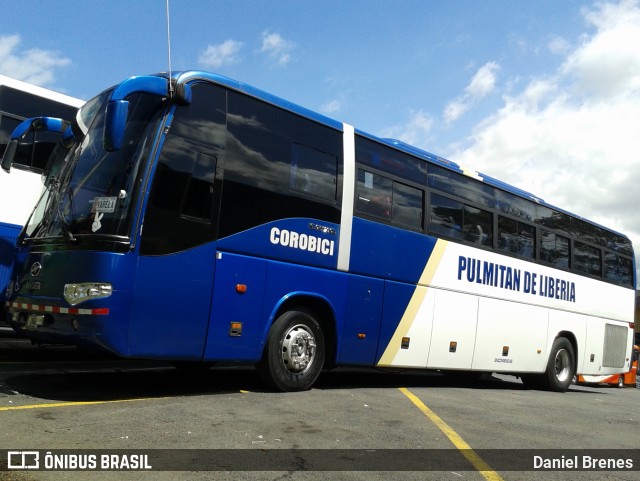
[{"x1": 602, "y1": 324, "x2": 628, "y2": 368}]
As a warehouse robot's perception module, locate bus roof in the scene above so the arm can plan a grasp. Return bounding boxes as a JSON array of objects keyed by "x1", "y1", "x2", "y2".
[
  {"x1": 168, "y1": 70, "x2": 629, "y2": 241},
  {"x1": 0, "y1": 74, "x2": 85, "y2": 108}
]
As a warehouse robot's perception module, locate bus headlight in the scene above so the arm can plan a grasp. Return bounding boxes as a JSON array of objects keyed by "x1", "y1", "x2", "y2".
[{"x1": 64, "y1": 283, "x2": 112, "y2": 306}]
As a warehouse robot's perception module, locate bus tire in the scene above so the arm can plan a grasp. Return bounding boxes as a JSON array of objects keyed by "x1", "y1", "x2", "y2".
[
  {"x1": 617, "y1": 375, "x2": 625, "y2": 388},
  {"x1": 543, "y1": 337, "x2": 575, "y2": 392},
  {"x1": 258, "y1": 310, "x2": 325, "y2": 392}
]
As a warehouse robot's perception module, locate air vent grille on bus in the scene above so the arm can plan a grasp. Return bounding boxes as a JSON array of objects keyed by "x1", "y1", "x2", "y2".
[{"x1": 602, "y1": 324, "x2": 628, "y2": 368}]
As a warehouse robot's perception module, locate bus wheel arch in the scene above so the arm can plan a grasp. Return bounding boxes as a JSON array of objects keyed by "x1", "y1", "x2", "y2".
[{"x1": 258, "y1": 295, "x2": 337, "y2": 391}]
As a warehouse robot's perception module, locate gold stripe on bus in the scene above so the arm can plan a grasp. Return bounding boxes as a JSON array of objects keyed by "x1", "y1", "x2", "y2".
[{"x1": 377, "y1": 239, "x2": 448, "y2": 366}]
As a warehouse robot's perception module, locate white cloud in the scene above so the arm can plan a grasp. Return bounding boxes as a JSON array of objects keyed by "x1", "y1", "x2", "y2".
[
  {"x1": 260, "y1": 31, "x2": 294, "y2": 67},
  {"x1": 198, "y1": 39, "x2": 243, "y2": 68},
  {"x1": 380, "y1": 110, "x2": 435, "y2": 146},
  {"x1": 452, "y1": 0, "x2": 640, "y2": 267},
  {"x1": 548, "y1": 36, "x2": 571, "y2": 55},
  {"x1": 563, "y1": 1, "x2": 640, "y2": 98},
  {"x1": 466, "y1": 61, "x2": 500, "y2": 97},
  {"x1": 0, "y1": 34, "x2": 71, "y2": 86},
  {"x1": 444, "y1": 61, "x2": 500, "y2": 123},
  {"x1": 320, "y1": 99, "x2": 341, "y2": 114}
]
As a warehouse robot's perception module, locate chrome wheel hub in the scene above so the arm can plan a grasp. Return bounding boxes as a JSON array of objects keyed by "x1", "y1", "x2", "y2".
[{"x1": 281, "y1": 324, "x2": 316, "y2": 374}]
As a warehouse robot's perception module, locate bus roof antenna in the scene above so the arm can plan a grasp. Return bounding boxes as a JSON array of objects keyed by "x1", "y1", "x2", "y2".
[{"x1": 166, "y1": 0, "x2": 174, "y2": 98}]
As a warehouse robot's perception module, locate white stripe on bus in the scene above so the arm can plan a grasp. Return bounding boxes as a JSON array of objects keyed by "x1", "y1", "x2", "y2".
[{"x1": 338, "y1": 123, "x2": 355, "y2": 272}]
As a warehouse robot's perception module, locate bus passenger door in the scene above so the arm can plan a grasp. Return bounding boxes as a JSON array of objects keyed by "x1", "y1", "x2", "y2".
[
  {"x1": 132, "y1": 138, "x2": 224, "y2": 358},
  {"x1": 130, "y1": 244, "x2": 217, "y2": 359}
]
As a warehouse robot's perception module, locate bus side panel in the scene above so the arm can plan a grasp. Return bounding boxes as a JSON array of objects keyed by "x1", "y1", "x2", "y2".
[
  {"x1": 472, "y1": 298, "x2": 549, "y2": 372},
  {"x1": 0, "y1": 222, "x2": 20, "y2": 306},
  {"x1": 580, "y1": 316, "x2": 632, "y2": 376},
  {"x1": 203, "y1": 253, "x2": 349, "y2": 363},
  {"x1": 582, "y1": 317, "x2": 607, "y2": 375},
  {"x1": 547, "y1": 309, "x2": 586, "y2": 373},
  {"x1": 261, "y1": 259, "x2": 349, "y2": 363},
  {"x1": 338, "y1": 275, "x2": 384, "y2": 365},
  {"x1": 203, "y1": 252, "x2": 268, "y2": 361},
  {"x1": 129, "y1": 244, "x2": 216, "y2": 358},
  {"x1": 374, "y1": 281, "x2": 430, "y2": 368},
  {"x1": 426, "y1": 289, "x2": 478, "y2": 370},
  {"x1": 349, "y1": 217, "x2": 437, "y2": 284}
]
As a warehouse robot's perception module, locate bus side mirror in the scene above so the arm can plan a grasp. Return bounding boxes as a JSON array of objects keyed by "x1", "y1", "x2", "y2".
[
  {"x1": 1, "y1": 117, "x2": 70, "y2": 173},
  {"x1": 104, "y1": 100, "x2": 129, "y2": 152},
  {"x1": 1, "y1": 140, "x2": 18, "y2": 173}
]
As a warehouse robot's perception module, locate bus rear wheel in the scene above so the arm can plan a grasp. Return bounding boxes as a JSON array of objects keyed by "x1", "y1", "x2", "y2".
[
  {"x1": 258, "y1": 310, "x2": 325, "y2": 392},
  {"x1": 521, "y1": 337, "x2": 575, "y2": 392},
  {"x1": 544, "y1": 337, "x2": 575, "y2": 392}
]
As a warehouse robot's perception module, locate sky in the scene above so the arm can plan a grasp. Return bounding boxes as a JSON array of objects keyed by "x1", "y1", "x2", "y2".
[{"x1": 1, "y1": 0, "x2": 640, "y2": 271}]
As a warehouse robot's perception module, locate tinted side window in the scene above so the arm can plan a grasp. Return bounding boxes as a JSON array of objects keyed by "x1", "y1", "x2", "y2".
[
  {"x1": 603, "y1": 252, "x2": 634, "y2": 287},
  {"x1": 540, "y1": 230, "x2": 570, "y2": 269},
  {"x1": 140, "y1": 83, "x2": 226, "y2": 255},
  {"x1": 356, "y1": 136, "x2": 427, "y2": 184},
  {"x1": 182, "y1": 152, "x2": 217, "y2": 222},
  {"x1": 291, "y1": 143, "x2": 337, "y2": 201},
  {"x1": 393, "y1": 181, "x2": 423, "y2": 229},
  {"x1": 603, "y1": 230, "x2": 634, "y2": 256},
  {"x1": 356, "y1": 169, "x2": 392, "y2": 219},
  {"x1": 463, "y1": 205, "x2": 493, "y2": 247},
  {"x1": 498, "y1": 216, "x2": 535, "y2": 259},
  {"x1": 429, "y1": 193, "x2": 463, "y2": 240},
  {"x1": 574, "y1": 241, "x2": 601, "y2": 277},
  {"x1": 429, "y1": 193, "x2": 492, "y2": 247},
  {"x1": 219, "y1": 91, "x2": 341, "y2": 238},
  {"x1": 428, "y1": 165, "x2": 494, "y2": 209}
]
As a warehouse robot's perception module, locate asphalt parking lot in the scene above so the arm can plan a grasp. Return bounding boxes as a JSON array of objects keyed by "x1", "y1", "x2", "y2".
[{"x1": 0, "y1": 328, "x2": 638, "y2": 481}]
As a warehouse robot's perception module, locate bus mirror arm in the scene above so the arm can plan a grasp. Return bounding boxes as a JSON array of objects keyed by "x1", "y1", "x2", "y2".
[
  {"x1": 103, "y1": 75, "x2": 192, "y2": 152},
  {"x1": 1, "y1": 117, "x2": 69, "y2": 173}
]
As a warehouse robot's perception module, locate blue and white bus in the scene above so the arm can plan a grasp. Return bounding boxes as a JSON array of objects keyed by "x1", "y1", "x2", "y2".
[
  {"x1": 0, "y1": 74, "x2": 83, "y2": 323},
  {"x1": 2, "y1": 71, "x2": 635, "y2": 392}
]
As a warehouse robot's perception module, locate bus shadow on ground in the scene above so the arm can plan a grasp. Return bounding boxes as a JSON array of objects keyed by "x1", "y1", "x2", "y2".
[
  {"x1": 1, "y1": 363, "x2": 584, "y2": 404},
  {"x1": 0, "y1": 337, "x2": 600, "y2": 402}
]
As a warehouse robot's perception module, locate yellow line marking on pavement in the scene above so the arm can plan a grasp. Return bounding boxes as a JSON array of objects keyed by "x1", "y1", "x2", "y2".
[
  {"x1": 399, "y1": 387, "x2": 504, "y2": 481},
  {"x1": 0, "y1": 397, "x2": 164, "y2": 412}
]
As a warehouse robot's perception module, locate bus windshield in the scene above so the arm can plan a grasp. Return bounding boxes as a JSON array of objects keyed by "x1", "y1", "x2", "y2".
[{"x1": 23, "y1": 90, "x2": 165, "y2": 245}]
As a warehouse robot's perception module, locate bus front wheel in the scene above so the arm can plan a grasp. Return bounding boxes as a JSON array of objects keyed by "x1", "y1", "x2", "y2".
[{"x1": 258, "y1": 310, "x2": 325, "y2": 392}]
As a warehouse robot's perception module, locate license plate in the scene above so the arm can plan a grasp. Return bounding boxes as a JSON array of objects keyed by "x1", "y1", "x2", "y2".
[{"x1": 25, "y1": 314, "x2": 45, "y2": 330}]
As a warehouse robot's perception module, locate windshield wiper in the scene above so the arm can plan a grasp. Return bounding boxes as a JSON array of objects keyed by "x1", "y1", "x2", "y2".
[
  {"x1": 47, "y1": 177, "x2": 78, "y2": 243},
  {"x1": 18, "y1": 183, "x2": 53, "y2": 245},
  {"x1": 56, "y1": 204, "x2": 77, "y2": 243}
]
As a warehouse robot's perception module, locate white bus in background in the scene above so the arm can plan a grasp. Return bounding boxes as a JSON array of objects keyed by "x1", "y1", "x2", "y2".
[{"x1": 0, "y1": 74, "x2": 84, "y2": 322}]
